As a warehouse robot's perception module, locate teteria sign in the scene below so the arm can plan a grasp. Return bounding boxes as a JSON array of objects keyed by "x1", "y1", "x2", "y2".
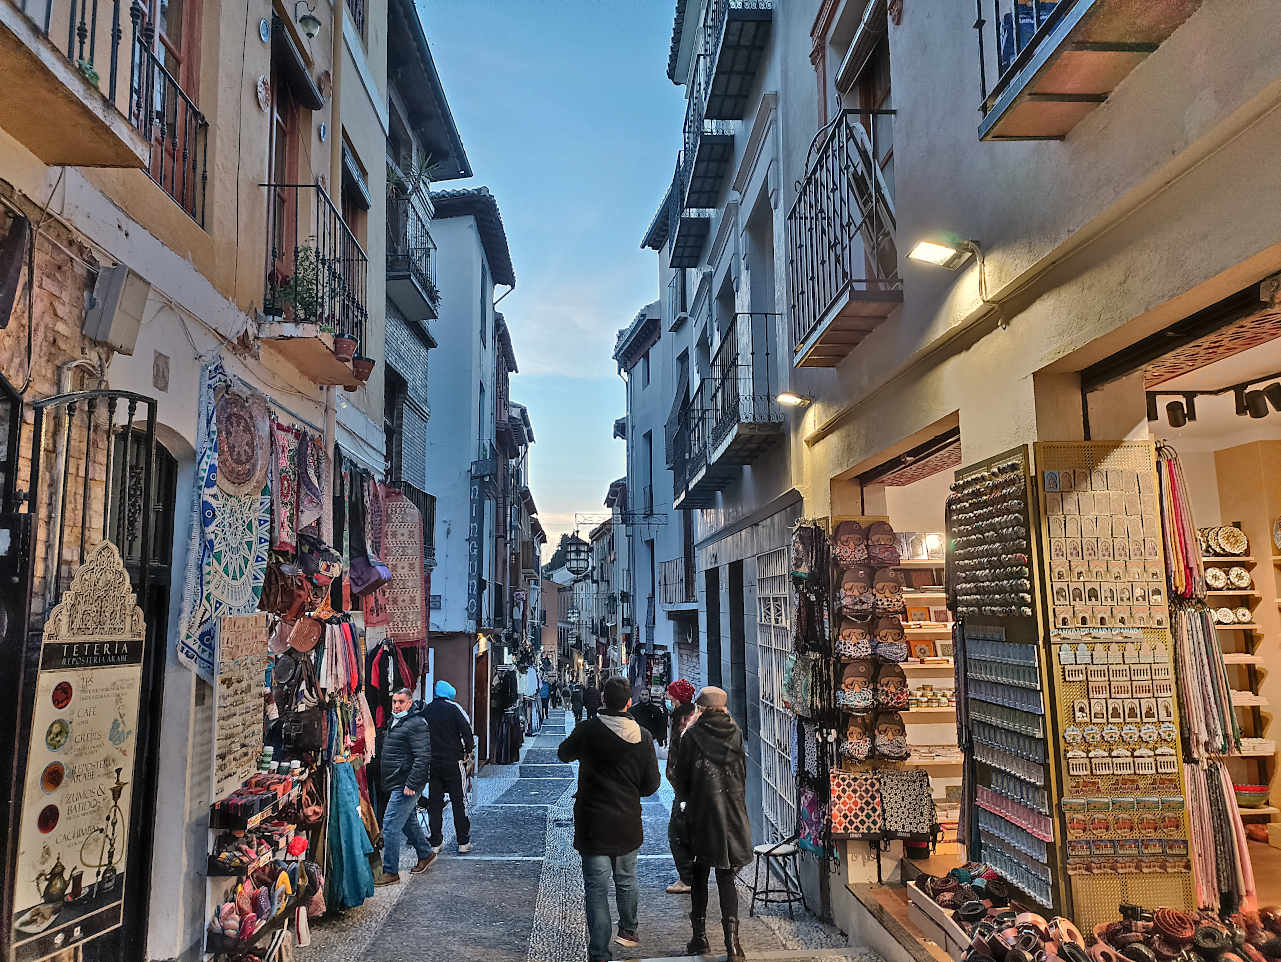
[{"x1": 9, "y1": 542, "x2": 146, "y2": 962}]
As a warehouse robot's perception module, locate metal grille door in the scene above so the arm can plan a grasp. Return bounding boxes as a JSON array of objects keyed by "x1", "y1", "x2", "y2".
[{"x1": 756, "y1": 545, "x2": 794, "y2": 840}]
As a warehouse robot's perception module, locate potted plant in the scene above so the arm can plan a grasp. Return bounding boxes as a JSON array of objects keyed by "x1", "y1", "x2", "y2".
[
  {"x1": 276, "y1": 244, "x2": 321, "y2": 323},
  {"x1": 352, "y1": 355, "x2": 375, "y2": 382},
  {"x1": 332, "y1": 330, "x2": 357, "y2": 362}
]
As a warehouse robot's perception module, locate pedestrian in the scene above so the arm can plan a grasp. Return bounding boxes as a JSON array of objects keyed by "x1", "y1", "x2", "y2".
[
  {"x1": 584, "y1": 677, "x2": 601, "y2": 719},
  {"x1": 539, "y1": 675, "x2": 550, "y2": 721},
  {"x1": 421, "y1": 680, "x2": 474, "y2": 854},
  {"x1": 376, "y1": 688, "x2": 436, "y2": 885},
  {"x1": 558, "y1": 676, "x2": 660, "y2": 962},
  {"x1": 663, "y1": 678, "x2": 698, "y2": 895},
  {"x1": 669, "y1": 686, "x2": 752, "y2": 960},
  {"x1": 570, "y1": 681, "x2": 585, "y2": 724}
]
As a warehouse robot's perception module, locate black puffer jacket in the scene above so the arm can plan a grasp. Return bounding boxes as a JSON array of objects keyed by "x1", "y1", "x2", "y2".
[
  {"x1": 558, "y1": 711, "x2": 661, "y2": 856},
  {"x1": 670, "y1": 709, "x2": 752, "y2": 869},
  {"x1": 380, "y1": 701, "x2": 432, "y2": 795},
  {"x1": 421, "y1": 696, "x2": 475, "y2": 765}
]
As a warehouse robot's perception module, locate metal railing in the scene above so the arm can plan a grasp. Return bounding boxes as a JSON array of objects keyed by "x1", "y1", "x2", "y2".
[
  {"x1": 11, "y1": 0, "x2": 141, "y2": 111},
  {"x1": 786, "y1": 109, "x2": 899, "y2": 353},
  {"x1": 387, "y1": 188, "x2": 438, "y2": 307},
  {"x1": 709, "y1": 312, "x2": 782, "y2": 447},
  {"x1": 976, "y1": 0, "x2": 1065, "y2": 114},
  {"x1": 659, "y1": 556, "x2": 695, "y2": 605},
  {"x1": 345, "y1": 0, "x2": 366, "y2": 38},
  {"x1": 666, "y1": 270, "x2": 687, "y2": 322},
  {"x1": 263, "y1": 183, "x2": 369, "y2": 346},
  {"x1": 134, "y1": 38, "x2": 208, "y2": 225}
]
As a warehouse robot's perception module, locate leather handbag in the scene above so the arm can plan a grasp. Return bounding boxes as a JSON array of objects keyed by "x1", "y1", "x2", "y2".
[
  {"x1": 282, "y1": 705, "x2": 325, "y2": 752},
  {"x1": 297, "y1": 777, "x2": 324, "y2": 825},
  {"x1": 298, "y1": 533, "x2": 342, "y2": 588},
  {"x1": 261, "y1": 559, "x2": 310, "y2": 620},
  {"x1": 288, "y1": 615, "x2": 324, "y2": 653},
  {"x1": 348, "y1": 554, "x2": 391, "y2": 598}
]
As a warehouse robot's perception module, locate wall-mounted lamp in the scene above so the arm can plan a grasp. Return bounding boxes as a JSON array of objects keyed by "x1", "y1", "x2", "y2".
[
  {"x1": 907, "y1": 234, "x2": 978, "y2": 271},
  {"x1": 295, "y1": 1, "x2": 322, "y2": 39},
  {"x1": 777, "y1": 392, "x2": 812, "y2": 408}
]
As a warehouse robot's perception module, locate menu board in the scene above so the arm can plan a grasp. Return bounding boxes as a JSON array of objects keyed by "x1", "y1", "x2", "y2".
[
  {"x1": 213, "y1": 614, "x2": 269, "y2": 801},
  {"x1": 10, "y1": 542, "x2": 145, "y2": 962}
]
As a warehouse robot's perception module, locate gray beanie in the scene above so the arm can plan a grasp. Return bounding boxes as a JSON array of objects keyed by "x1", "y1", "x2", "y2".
[{"x1": 695, "y1": 686, "x2": 728, "y2": 709}]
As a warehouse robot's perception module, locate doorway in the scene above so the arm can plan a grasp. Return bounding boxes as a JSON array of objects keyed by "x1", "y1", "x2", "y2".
[
  {"x1": 705, "y1": 567, "x2": 722, "y2": 687},
  {"x1": 728, "y1": 560, "x2": 748, "y2": 743}
]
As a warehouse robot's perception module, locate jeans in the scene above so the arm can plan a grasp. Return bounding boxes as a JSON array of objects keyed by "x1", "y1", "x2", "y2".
[
  {"x1": 427, "y1": 763, "x2": 471, "y2": 847},
  {"x1": 582, "y1": 849, "x2": 639, "y2": 961},
  {"x1": 381, "y1": 787, "x2": 432, "y2": 874}
]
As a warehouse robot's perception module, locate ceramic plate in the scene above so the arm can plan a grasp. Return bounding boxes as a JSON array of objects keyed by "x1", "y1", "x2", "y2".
[
  {"x1": 1235, "y1": 608, "x2": 1253, "y2": 624},
  {"x1": 1205, "y1": 527, "x2": 1225, "y2": 556},
  {"x1": 1205, "y1": 567, "x2": 1228, "y2": 590},
  {"x1": 1273, "y1": 517, "x2": 1281, "y2": 552},
  {"x1": 1215, "y1": 607, "x2": 1235, "y2": 625},
  {"x1": 1219, "y1": 525, "x2": 1249, "y2": 556},
  {"x1": 1228, "y1": 567, "x2": 1252, "y2": 589}
]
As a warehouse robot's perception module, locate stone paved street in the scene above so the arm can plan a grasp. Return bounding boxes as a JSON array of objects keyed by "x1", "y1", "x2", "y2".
[{"x1": 298, "y1": 711, "x2": 878, "y2": 962}]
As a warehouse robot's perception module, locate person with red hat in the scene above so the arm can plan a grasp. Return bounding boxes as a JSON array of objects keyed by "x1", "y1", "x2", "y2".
[{"x1": 664, "y1": 678, "x2": 698, "y2": 895}]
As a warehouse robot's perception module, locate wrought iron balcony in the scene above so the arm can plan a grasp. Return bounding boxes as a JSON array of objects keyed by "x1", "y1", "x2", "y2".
[
  {"x1": 672, "y1": 381, "x2": 719, "y2": 510},
  {"x1": 387, "y1": 186, "x2": 439, "y2": 321},
  {"x1": 666, "y1": 270, "x2": 689, "y2": 331},
  {"x1": 668, "y1": 158, "x2": 711, "y2": 270},
  {"x1": 136, "y1": 39, "x2": 209, "y2": 224},
  {"x1": 708, "y1": 312, "x2": 784, "y2": 462},
  {"x1": 681, "y1": 54, "x2": 733, "y2": 210},
  {"x1": 976, "y1": 0, "x2": 1202, "y2": 141},
  {"x1": 787, "y1": 109, "x2": 901, "y2": 368},
  {"x1": 659, "y1": 556, "x2": 696, "y2": 607},
  {"x1": 702, "y1": 0, "x2": 773, "y2": 121},
  {"x1": 261, "y1": 183, "x2": 369, "y2": 385}
]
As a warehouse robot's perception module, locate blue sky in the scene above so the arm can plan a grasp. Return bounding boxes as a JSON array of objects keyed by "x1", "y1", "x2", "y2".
[{"x1": 420, "y1": 1, "x2": 685, "y2": 545}]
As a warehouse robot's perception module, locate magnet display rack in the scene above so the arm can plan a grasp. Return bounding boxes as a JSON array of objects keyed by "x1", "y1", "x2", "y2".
[
  {"x1": 1032, "y1": 441, "x2": 1196, "y2": 928},
  {"x1": 950, "y1": 445, "x2": 1064, "y2": 912}
]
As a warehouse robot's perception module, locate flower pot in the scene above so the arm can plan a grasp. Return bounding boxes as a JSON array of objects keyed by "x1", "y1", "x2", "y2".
[
  {"x1": 333, "y1": 334, "x2": 357, "y2": 362},
  {"x1": 343, "y1": 383, "x2": 360, "y2": 394},
  {"x1": 352, "y1": 355, "x2": 375, "y2": 382}
]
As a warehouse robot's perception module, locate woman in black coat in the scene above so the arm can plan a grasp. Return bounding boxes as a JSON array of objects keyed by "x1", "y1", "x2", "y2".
[{"x1": 669, "y1": 686, "x2": 752, "y2": 960}]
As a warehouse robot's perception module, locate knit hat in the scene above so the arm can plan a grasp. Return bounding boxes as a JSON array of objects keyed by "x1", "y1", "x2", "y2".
[
  {"x1": 696, "y1": 686, "x2": 728, "y2": 709},
  {"x1": 435, "y1": 680, "x2": 456, "y2": 699},
  {"x1": 667, "y1": 679, "x2": 695, "y2": 705}
]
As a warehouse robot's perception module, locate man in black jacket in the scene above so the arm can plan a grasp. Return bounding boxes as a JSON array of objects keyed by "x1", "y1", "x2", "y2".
[
  {"x1": 558, "y1": 676, "x2": 660, "y2": 962},
  {"x1": 377, "y1": 688, "x2": 435, "y2": 885},
  {"x1": 421, "y1": 679, "x2": 474, "y2": 853}
]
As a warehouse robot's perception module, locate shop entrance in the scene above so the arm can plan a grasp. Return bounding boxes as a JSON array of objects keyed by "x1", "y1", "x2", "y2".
[{"x1": 0, "y1": 389, "x2": 168, "y2": 962}]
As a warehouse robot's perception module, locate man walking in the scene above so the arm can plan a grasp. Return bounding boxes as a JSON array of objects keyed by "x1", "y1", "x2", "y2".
[
  {"x1": 570, "y1": 681, "x2": 585, "y2": 725},
  {"x1": 558, "y1": 676, "x2": 660, "y2": 962},
  {"x1": 584, "y1": 677, "x2": 601, "y2": 719},
  {"x1": 376, "y1": 688, "x2": 436, "y2": 885},
  {"x1": 422, "y1": 680, "x2": 474, "y2": 854}
]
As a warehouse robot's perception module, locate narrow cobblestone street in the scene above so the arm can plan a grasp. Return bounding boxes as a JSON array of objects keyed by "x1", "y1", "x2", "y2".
[{"x1": 298, "y1": 711, "x2": 874, "y2": 962}]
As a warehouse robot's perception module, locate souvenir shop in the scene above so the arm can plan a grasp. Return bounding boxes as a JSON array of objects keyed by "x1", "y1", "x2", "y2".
[
  {"x1": 178, "y1": 361, "x2": 430, "y2": 959},
  {"x1": 785, "y1": 287, "x2": 1281, "y2": 962}
]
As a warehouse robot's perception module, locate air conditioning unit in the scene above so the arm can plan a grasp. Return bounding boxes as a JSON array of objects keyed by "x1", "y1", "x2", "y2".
[{"x1": 83, "y1": 264, "x2": 150, "y2": 355}]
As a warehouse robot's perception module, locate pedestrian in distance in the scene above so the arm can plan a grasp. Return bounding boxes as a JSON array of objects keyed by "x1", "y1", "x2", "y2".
[
  {"x1": 584, "y1": 677, "x2": 601, "y2": 719},
  {"x1": 421, "y1": 679, "x2": 475, "y2": 854},
  {"x1": 376, "y1": 688, "x2": 436, "y2": 885},
  {"x1": 539, "y1": 675, "x2": 550, "y2": 720},
  {"x1": 557, "y1": 676, "x2": 660, "y2": 962},
  {"x1": 570, "y1": 681, "x2": 585, "y2": 724},
  {"x1": 663, "y1": 678, "x2": 698, "y2": 895},
  {"x1": 669, "y1": 686, "x2": 753, "y2": 960}
]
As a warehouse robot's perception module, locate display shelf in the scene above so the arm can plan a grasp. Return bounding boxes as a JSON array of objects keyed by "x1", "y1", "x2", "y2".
[
  {"x1": 1204, "y1": 556, "x2": 1256, "y2": 563},
  {"x1": 904, "y1": 591, "x2": 948, "y2": 603},
  {"x1": 1207, "y1": 590, "x2": 1262, "y2": 598},
  {"x1": 1223, "y1": 653, "x2": 1265, "y2": 665},
  {"x1": 906, "y1": 626, "x2": 953, "y2": 639},
  {"x1": 907, "y1": 756, "x2": 964, "y2": 768},
  {"x1": 1238, "y1": 741, "x2": 1277, "y2": 757},
  {"x1": 1216, "y1": 624, "x2": 1260, "y2": 631},
  {"x1": 902, "y1": 659, "x2": 956, "y2": 671},
  {"x1": 1238, "y1": 806, "x2": 1280, "y2": 817},
  {"x1": 1232, "y1": 692, "x2": 1270, "y2": 708},
  {"x1": 208, "y1": 785, "x2": 300, "y2": 831},
  {"x1": 897, "y1": 559, "x2": 947, "y2": 569},
  {"x1": 902, "y1": 707, "x2": 958, "y2": 719}
]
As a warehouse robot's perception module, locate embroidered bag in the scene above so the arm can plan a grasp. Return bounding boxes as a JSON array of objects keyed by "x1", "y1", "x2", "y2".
[
  {"x1": 832, "y1": 520, "x2": 868, "y2": 567},
  {"x1": 830, "y1": 770, "x2": 882, "y2": 838},
  {"x1": 835, "y1": 659, "x2": 875, "y2": 711},
  {"x1": 783, "y1": 651, "x2": 825, "y2": 719},
  {"x1": 866, "y1": 521, "x2": 902, "y2": 567},
  {"x1": 835, "y1": 617, "x2": 874, "y2": 660},
  {"x1": 838, "y1": 565, "x2": 876, "y2": 619},
  {"x1": 880, "y1": 769, "x2": 936, "y2": 837},
  {"x1": 798, "y1": 787, "x2": 827, "y2": 855}
]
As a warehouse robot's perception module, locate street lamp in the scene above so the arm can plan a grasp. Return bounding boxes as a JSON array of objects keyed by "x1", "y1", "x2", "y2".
[
  {"x1": 565, "y1": 533, "x2": 590, "y2": 576},
  {"x1": 777, "y1": 392, "x2": 811, "y2": 408},
  {"x1": 907, "y1": 234, "x2": 978, "y2": 271}
]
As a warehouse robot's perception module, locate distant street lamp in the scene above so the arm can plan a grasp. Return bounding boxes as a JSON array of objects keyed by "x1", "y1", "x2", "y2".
[{"x1": 565, "y1": 533, "x2": 590, "y2": 576}]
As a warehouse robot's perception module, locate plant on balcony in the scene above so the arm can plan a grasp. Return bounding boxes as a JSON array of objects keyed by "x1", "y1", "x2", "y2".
[
  {"x1": 332, "y1": 331, "x2": 358, "y2": 362},
  {"x1": 274, "y1": 244, "x2": 321, "y2": 324},
  {"x1": 352, "y1": 354, "x2": 375, "y2": 382}
]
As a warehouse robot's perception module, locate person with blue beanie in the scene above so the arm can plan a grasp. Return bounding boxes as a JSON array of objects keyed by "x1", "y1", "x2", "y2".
[{"x1": 421, "y1": 678, "x2": 475, "y2": 853}]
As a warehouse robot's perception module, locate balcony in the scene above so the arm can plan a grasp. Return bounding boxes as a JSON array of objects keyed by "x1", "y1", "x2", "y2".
[
  {"x1": 137, "y1": 44, "x2": 209, "y2": 224},
  {"x1": 787, "y1": 109, "x2": 901, "y2": 368},
  {"x1": 386, "y1": 186, "x2": 439, "y2": 321},
  {"x1": 977, "y1": 0, "x2": 1202, "y2": 141},
  {"x1": 659, "y1": 556, "x2": 696, "y2": 608},
  {"x1": 672, "y1": 383, "x2": 729, "y2": 510},
  {"x1": 666, "y1": 270, "x2": 689, "y2": 331},
  {"x1": 682, "y1": 55, "x2": 734, "y2": 210},
  {"x1": 702, "y1": 0, "x2": 773, "y2": 121},
  {"x1": 668, "y1": 159, "x2": 711, "y2": 270},
  {"x1": 261, "y1": 183, "x2": 368, "y2": 386},
  {"x1": 708, "y1": 312, "x2": 784, "y2": 462}
]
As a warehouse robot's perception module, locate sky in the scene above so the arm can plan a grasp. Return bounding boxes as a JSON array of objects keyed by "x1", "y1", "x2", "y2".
[{"x1": 420, "y1": 1, "x2": 686, "y2": 546}]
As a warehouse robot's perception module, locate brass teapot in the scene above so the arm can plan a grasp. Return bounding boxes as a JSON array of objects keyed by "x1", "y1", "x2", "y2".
[{"x1": 35, "y1": 854, "x2": 68, "y2": 904}]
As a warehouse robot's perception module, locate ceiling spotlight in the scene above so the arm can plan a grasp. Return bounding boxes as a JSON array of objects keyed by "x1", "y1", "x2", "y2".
[
  {"x1": 907, "y1": 235, "x2": 978, "y2": 270},
  {"x1": 1265, "y1": 382, "x2": 1281, "y2": 412},
  {"x1": 1165, "y1": 401, "x2": 1187, "y2": 429},
  {"x1": 1246, "y1": 389, "x2": 1269, "y2": 418},
  {"x1": 777, "y1": 392, "x2": 812, "y2": 408}
]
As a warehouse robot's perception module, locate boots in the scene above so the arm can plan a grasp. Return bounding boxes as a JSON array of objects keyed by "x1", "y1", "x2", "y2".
[
  {"x1": 685, "y1": 913, "x2": 711, "y2": 955},
  {"x1": 723, "y1": 917, "x2": 745, "y2": 960}
]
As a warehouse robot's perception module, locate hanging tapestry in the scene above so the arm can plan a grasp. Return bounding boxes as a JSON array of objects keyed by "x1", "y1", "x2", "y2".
[
  {"x1": 177, "y1": 362, "x2": 272, "y2": 681},
  {"x1": 215, "y1": 385, "x2": 270, "y2": 496},
  {"x1": 361, "y1": 479, "x2": 390, "y2": 627},
  {"x1": 380, "y1": 488, "x2": 427, "y2": 648},
  {"x1": 297, "y1": 431, "x2": 327, "y2": 533},
  {"x1": 270, "y1": 415, "x2": 301, "y2": 553}
]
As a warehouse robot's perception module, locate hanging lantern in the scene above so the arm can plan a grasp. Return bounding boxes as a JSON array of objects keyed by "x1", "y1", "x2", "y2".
[{"x1": 565, "y1": 533, "x2": 590, "y2": 576}]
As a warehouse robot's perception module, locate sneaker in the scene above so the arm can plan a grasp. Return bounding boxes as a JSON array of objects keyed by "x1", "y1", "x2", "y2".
[
  {"x1": 458, "y1": 842, "x2": 472, "y2": 854},
  {"x1": 614, "y1": 928, "x2": 640, "y2": 948},
  {"x1": 374, "y1": 872, "x2": 401, "y2": 887},
  {"x1": 429, "y1": 844, "x2": 442, "y2": 854},
  {"x1": 666, "y1": 880, "x2": 692, "y2": 894},
  {"x1": 410, "y1": 853, "x2": 437, "y2": 874}
]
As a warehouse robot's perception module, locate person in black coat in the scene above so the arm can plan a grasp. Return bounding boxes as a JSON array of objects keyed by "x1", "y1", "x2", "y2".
[
  {"x1": 570, "y1": 683, "x2": 585, "y2": 723},
  {"x1": 421, "y1": 679, "x2": 474, "y2": 853},
  {"x1": 558, "y1": 676, "x2": 660, "y2": 962},
  {"x1": 669, "y1": 686, "x2": 752, "y2": 960},
  {"x1": 584, "y1": 679, "x2": 601, "y2": 718},
  {"x1": 377, "y1": 689, "x2": 436, "y2": 884}
]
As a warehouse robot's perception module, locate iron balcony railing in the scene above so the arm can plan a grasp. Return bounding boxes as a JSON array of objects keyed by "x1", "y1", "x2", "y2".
[
  {"x1": 135, "y1": 35, "x2": 208, "y2": 225},
  {"x1": 786, "y1": 109, "x2": 899, "y2": 353},
  {"x1": 666, "y1": 270, "x2": 687, "y2": 323},
  {"x1": 659, "y1": 556, "x2": 695, "y2": 605},
  {"x1": 976, "y1": 0, "x2": 1063, "y2": 115},
  {"x1": 387, "y1": 188, "x2": 439, "y2": 307},
  {"x1": 709, "y1": 312, "x2": 782, "y2": 448},
  {"x1": 345, "y1": 0, "x2": 366, "y2": 38},
  {"x1": 263, "y1": 183, "x2": 369, "y2": 347}
]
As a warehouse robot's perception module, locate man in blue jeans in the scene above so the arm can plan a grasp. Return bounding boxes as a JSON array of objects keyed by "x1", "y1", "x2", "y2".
[
  {"x1": 558, "y1": 676, "x2": 660, "y2": 962},
  {"x1": 375, "y1": 689, "x2": 436, "y2": 885}
]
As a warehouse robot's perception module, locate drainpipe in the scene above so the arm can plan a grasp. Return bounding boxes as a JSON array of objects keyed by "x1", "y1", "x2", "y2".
[
  {"x1": 322, "y1": 5, "x2": 343, "y2": 544},
  {"x1": 44, "y1": 357, "x2": 105, "y2": 610}
]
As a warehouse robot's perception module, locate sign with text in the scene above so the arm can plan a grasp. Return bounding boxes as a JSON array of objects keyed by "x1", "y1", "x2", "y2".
[
  {"x1": 10, "y1": 542, "x2": 146, "y2": 962},
  {"x1": 466, "y1": 474, "x2": 485, "y2": 632},
  {"x1": 213, "y1": 614, "x2": 269, "y2": 801}
]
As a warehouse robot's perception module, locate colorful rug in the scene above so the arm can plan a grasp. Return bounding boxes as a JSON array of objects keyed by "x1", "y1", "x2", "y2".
[
  {"x1": 177, "y1": 362, "x2": 272, "y2": 681},
  {"x1": 270, "y1": 415, "x2": 301, "y2": 553},
  {"x1": 297, "y1": 430, "x2": 326, "y2": 533},
  {"x1": 380, "y1": 488, "x2": 426, "y2": 649},
  {"x1": 361, "y1": 479, "x2": 390, "y2": 627}
]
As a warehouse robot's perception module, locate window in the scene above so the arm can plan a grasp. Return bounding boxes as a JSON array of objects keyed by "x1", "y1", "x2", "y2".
[
  {"x1": 479, "y1": 264, "x2": 489, "y2": 348},
  {"x1": 641, "y1": 349, "x2": 651, "y2": 388},
  {"x1": 477, "y1": 381, "x2": 487, "y2": 456},
  {"x1": 150, "y1": 0, "x2": 199, "y2": 91},
  {"x1": 384, "y1": 368, "x2": 408, "y2": 481},
  {"x1": 268, "y1": 51, "x2": 301, "y2": 273},
  {"x1": 857, "y1": 40, "x2": 894, "y2": 202}
]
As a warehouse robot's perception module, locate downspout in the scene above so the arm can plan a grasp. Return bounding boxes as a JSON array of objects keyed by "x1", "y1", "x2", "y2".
[
  {"x1": 44, "y1": 357, "x2": 105, "y2": 610},
  {"x1": 322, "y1": 4, "x2": 343, "y2": 545}
]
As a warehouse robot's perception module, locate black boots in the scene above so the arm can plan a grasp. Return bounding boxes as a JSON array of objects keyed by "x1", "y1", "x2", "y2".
[
  {"x1": 685, "y1": 913, "x2": 711, "y2": 955},
  {"x1": 723, "y1": 918, "x2": 745, "y2": 960}
]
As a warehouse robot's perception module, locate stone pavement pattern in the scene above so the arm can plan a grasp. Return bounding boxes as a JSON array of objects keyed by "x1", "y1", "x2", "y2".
[{"x1": 299, "y1": 710, "x2": 879, "y2": 962}]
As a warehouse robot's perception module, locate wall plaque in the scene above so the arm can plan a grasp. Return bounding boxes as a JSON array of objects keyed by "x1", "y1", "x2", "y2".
[
  {"x1": 10, "y1": 541, "x2": 145, "y2": 962},
  {"x1": 213, "y1": 614, "x2": 269, "y2": 801}
]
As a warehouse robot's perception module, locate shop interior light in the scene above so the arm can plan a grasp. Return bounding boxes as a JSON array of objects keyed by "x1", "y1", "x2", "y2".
[
  {"x1": 777, "y1": 392, "x2": 812, "y2": 408},
  {"x1": 1265, "y1": 382, "x2": 1281, "y2": 412},
  {"x1": 907, "y1": 235, "x2": 978, "y2": 270},
  {"x1": 1165, "y1": 401, "x2": 1187, "y2": 429},
  {"x1": 1246, "y1": 389, "x2": 1269, "y2": 418},
  {"x1": 924, "y1": 533, "x2": 943, "y2": 552}
]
